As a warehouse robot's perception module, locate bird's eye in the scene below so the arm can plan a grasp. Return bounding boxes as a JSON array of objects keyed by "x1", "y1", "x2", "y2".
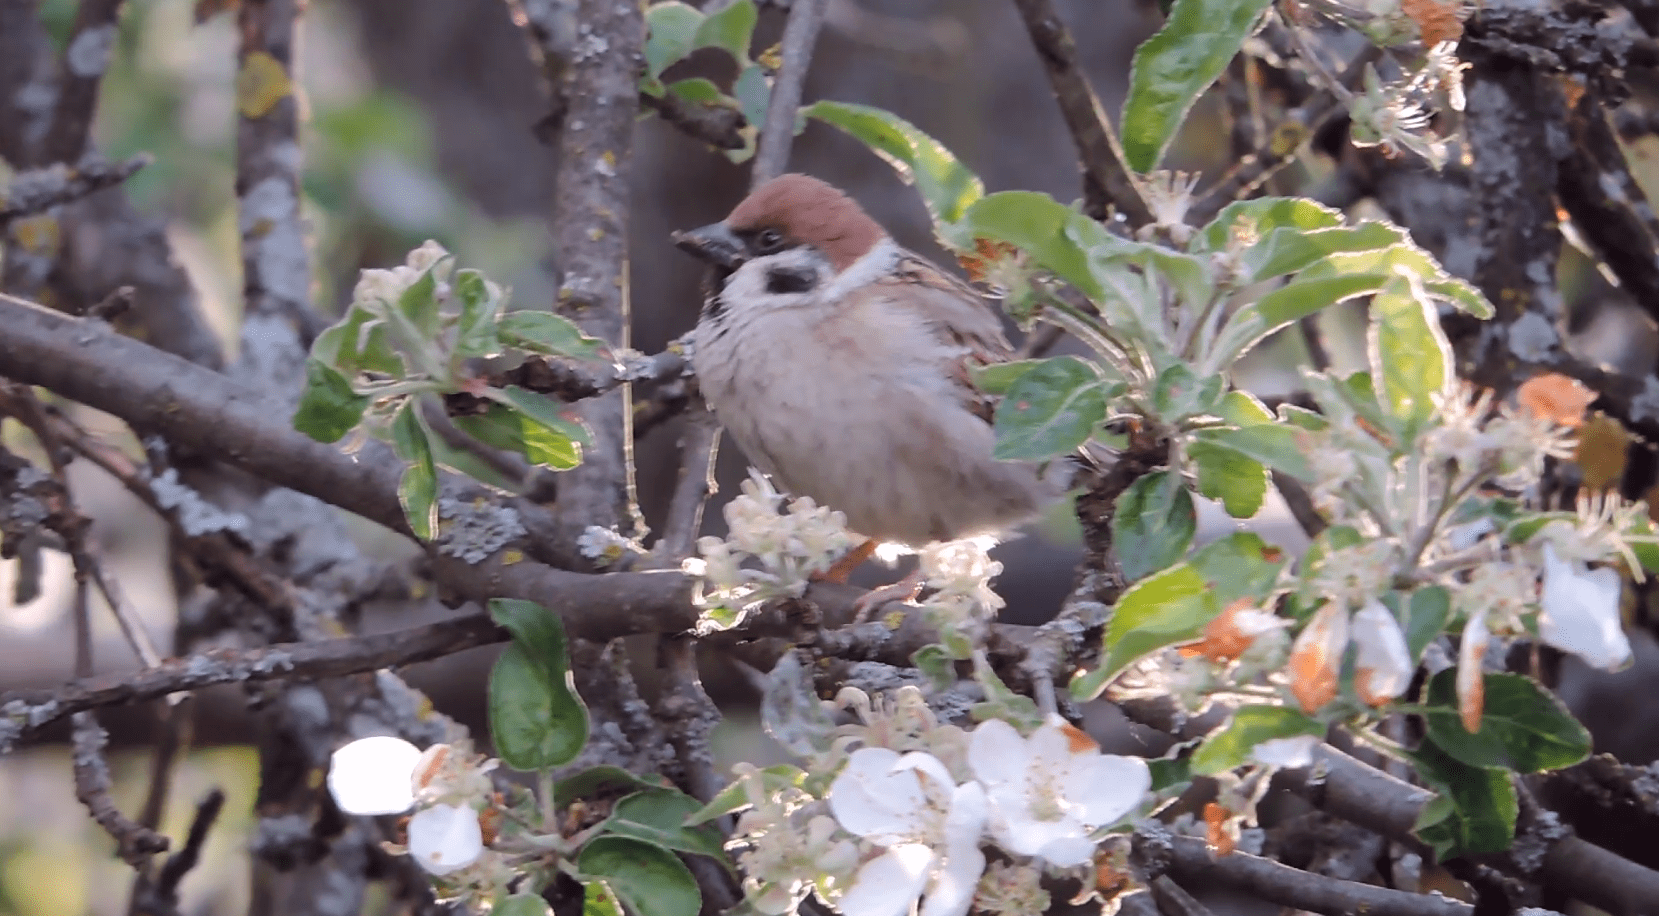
[{"x1": 753, "y1": 228, "x2": 786, "y2": 254}]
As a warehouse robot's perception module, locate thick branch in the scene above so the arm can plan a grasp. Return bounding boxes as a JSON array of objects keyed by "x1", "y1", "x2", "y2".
[
  {"x1": 1009, "y1": 0, "x2": 1152, "y2": 226},
  {"x1": 41, "y1": 0, "x2": 123, "y2": 164},
  {"x1": 0, "y1": 154, "x2": 149, "y2": 227}
]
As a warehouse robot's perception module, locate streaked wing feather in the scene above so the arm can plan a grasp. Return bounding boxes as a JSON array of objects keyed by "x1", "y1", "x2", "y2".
[{"x1": 875, "y1": 251, "x2": 1012, "y2": 422}]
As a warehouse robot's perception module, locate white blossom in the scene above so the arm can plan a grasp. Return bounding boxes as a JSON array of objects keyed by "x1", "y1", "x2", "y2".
[
  {"x1": 327, "y1": 735, "x2": 423, "y2": 815},
  {"x1": 829, "y1": 748, "x2": 987, "y2": 916},
  {"x1": 1539, "y1": 543, "x2": 1631, "y2": 670},
  {"x1": 1250, "y1": 735, "x2": 1320, "y2": 769},
  {"x1": 967, "y1": 717, "x2": 1149, "y2": 868},
  {"x1": 407, "y1": 803, "x2": 485, "y2": 875},
  {"x1": 1352, "y1": 600, "x2": 1413, "y2": 705}
]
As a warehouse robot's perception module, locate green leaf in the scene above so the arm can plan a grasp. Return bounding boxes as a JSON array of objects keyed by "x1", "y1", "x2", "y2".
[
  {"x1": 1218, "y1": 389, "x2": 1273, "y2": 426},
  {"x1": 496, "y1": 894, "x2": 553, "y2": 916},
  {"x1": 453, "y1": 270, "x2": 505, "y2": 358},
  {"x1": 1120, "y1": 0, "x2": 1274, "y2": 172},
  {"x1": 1151, "y1": 364, "x2": 1224, "y2": 422},
  {"x1": 1148, "y1": 750, "x2": 1194, "y2": 793},
  {"x1": 645, "y1": 2, "x2": 704, "y2": 79},
  {"x1": 1255, "y1": 273, "x2": 1392, "y2": 329},
  {"x1": 686, "y1": 764, "x2": 806, "y2": 826},
  {"x1": 970, "y1": 652, "x2": 1044, "y2": 732},
  {"x1": 1410, "y1": 739, "x2": 1518, "y2": 860},
  {"x1": 1191, "y1": 705, "x2": 1323, "y2": 775},
  {"x1": 311, "y1": 304, "x2": 403, "y2": 375},
  {"x1": 991, "y1": 356, "x2": 1106, "y2": 461},
  {"x1": 293, "y1": 359, "x2": 369, "y2": 443},
  {"x1": 603, "y1": 788, "x2": 729, "y2": 860},
  {"x1": 578, "y1": 836, "x2": 701, "y2": 916},
  {"x1": 732, "y1": 64, "x2": 771, "y2": 134},
  {"x1": 1113, "y1": 471, "x2": 1196, "y2": 581},
  {"x1": 1190, "y1": 440, "x2": 1266, "y2": 518},
  {"x1": 390, "y1": 401, "x2": 438, "y2": 539},
  {"x1": 1189, "y1": 424, "x2": 1313, "y2": 481},
  {"x1": 556, "y1": 765, "x2": 663, "y2": 809},
  {"x1": 804, "y1": 100, "x2": 984, "y2": 225},
  {"x1": 1189, "y1": 531, "x2": 1285, "y2": 604},
  {"x1": 496, "y1": 311, "x2": 605, "y2": 360},
  {"x1": 1243, "y1": 222, "x2": 1405, "y2": 283},
  {"x1": 1369, "y1": 272, "x2": 1450, "y2": 432},
  {"x1": 971, "y1": 359, "x2": 1045, "y2": 396},
  {"x1": 488, "y1": 598, "x2": 589, "y2": 771},
  {"x1": 1093, "y1": 562, "x2": 1215, "y2": 691},
  {"x1": 1193, "y1": 197, "x2": 1342, "y2": 253},
  {"x1": 666, "y1": 77, "x2": 724, "y2": 104},
  {"x1": 397, "y1": 263, "x2": 441, "y2": 338},
  {"x1": 501, "y1": 385, "x2": 588, "y2": 469},
  {"x1": 424, "y1": 425, "x2": 525, "y2": 494},
  {"x1": 1421, "y1": 670, "x2": 1591, "y2": 773},
  {"x1": 583, "y1": 882, "x2": 625, "y2": 916},
  {"x1": 1403, "y1": 586, "x2": 1451, "y2": 659},
  {"x1": 953, "y1": 191, "x2": 1098, "y2": 297},
  {"x1": 693, "y1": 0, "x2": 755, "y2": 62}
]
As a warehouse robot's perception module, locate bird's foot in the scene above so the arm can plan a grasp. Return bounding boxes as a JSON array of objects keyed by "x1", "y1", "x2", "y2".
[{"x1": 851, "y1": 568, "x2": 927, "y2": 623}]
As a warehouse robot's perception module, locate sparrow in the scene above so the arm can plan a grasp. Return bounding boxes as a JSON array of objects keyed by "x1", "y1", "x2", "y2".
[{"x1": 673, "y1": 174, "x2": 1074, "y2": 561}]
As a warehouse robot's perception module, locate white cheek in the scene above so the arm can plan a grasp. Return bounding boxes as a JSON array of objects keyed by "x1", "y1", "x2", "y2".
[{"x1": 720, "y1": 249, "x2": 829, "y2": 312}]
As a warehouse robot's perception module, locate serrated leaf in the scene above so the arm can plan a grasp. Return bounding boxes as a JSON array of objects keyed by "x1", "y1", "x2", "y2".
[
  {"x1": 1410, "y1": 739, "x2": 1517, "y2": 859},
  {"x1": 424, "y1": 425, "x2": 524, "y2": 494},
  {"x1": 1120, "y1": 0, "x2": 1274, "y2": 172},
  {"x1": 1191, "y1": 441, "x2": 1266, "y2": 518},
  {"x1": 1189, "y1": 424, "x2": 1312, "y2": 481},
  {"x1": 488, "y1": 598, "x2": 589, "y2": 771},
  {"x1": 1097, "y1": 563, "x2": 1215, "y2": 686},
  {"x1": 992, "y1": 356, "x2": 1106, "y2": 461},
  {"x1": 1152, "y1": 364, "x2": 1224, "y2": 421},
  {"x1": 971, "y1": 359, "x2": 1045, "y2": 396},
  {"x1": 397, "y1": 263, "x2": 441, "y2": 338},
  {"x1": 578, "y1": 836, "x2": 700, "y2": 916},
  {"x1": 1244, "y1": 222, "x2": 1405, "y2": 283},
  {"x1": 732, "y1": 64, "x2": 770, "y2": 133},
  {"x1": 311, "y1": 304, "x2": 403, "y2": 376},
  {"x1": 666, "y1": 77, "x2": 724, "y2": 104},
  {"x1": 390, "y1": 401, "x2": 438, "y2": 539},
  {"x1": 1113, "y1": 471, "x2": 1196, "y2": 581},
  {"x1": 1421, "y1": 670, "x2": 1590, "y2": 773},
  {"x1": 1403, "y1": 586, "x2": 1451, "y2": 659},
  {"x1": 603, "y1": 788, "x2": 728, "y2": 860},
  {"x1": 1193, "y1": 197, "x2": 1342, "y2": 252},
  {"x1": 583, "y1": 882, "x2": 625, "y2": 916},
  {"x1": 453, "y1": 270, "x2": 504, "y2": 358},
  {"x1": 693, "y1": 0, "x2": 755, "y2": 62},
  {"x1": 645, "y1": 2, "x2": 704, "y2": 79},
  {"x1": 804, "y1": 100, "x2": 983, "y2": 225},
  {"x1": 496, "y1": 311, "x2": 605, "y2": 360},
  {"x1": 501, "y1": 385, "x2": 588, "y2": 469},
  {"x1": 686, "y1": 765, "x2": 806, "y2": 826},
  {"x1": 952, "y1": 191, "x2": 1099, "y2": 297},
  {"x1": 556, "y1": 765, "x2": 663, "y2": 809},
  {"x1": 293, "y1": 359, "x2": 368, "y2": 443},
  {"x1": 1369, "y1": 273, "x2": 1450, "y2": 433},
  {"x1": 1190, "y1": 705, "x2": 1323, "y2": 774},
  {"x1": 1218, "y1": 389, "x2": 1273, "y2": 426},
  {"x1": 1189, "y1": 531, "x2": 1285, "y2": 604}
]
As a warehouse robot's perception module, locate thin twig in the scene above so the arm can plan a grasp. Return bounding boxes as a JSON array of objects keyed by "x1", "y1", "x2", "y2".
[
  {"x1": 752, "y1": 0, "x2": 830, "y2": 183},
  {"x1": 71, "y1": 711, "x2": 171, "y2": 865},
  {"x1": 41, "y1": 0, "x2": 124, "y2": 163},
  {"x1": 0, "y1": 155, "x2": 150, "y2": 227},
  {"x1": 1009, "y1": 0, "x2": 1153, "y2": 226},
  {"x1": 654, "y1": 404, "x2": 721, "y2": 560}
]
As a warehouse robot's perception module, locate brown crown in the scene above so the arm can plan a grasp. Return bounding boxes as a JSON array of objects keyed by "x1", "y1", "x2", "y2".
[{"x1": 725, "y1": 174, "x2": 884, "y2": 270}]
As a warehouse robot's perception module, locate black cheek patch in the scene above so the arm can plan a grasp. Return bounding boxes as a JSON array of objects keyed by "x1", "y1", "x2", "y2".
[{"x1": 765, "y1": 265, "x2": 818, "y2": 295}]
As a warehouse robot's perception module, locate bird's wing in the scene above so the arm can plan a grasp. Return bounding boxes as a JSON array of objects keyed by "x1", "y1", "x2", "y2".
[{"x1": 871, "y1": 250, "x2": 1014, "y2": 423}]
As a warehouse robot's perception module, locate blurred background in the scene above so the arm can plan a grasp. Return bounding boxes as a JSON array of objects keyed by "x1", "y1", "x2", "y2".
[{"x1": 3, "y1": 0, "x2": 1659, "y2": 912}]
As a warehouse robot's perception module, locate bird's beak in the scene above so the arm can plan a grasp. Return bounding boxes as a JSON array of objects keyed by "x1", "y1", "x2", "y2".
[{"x1": 673, "y1": 222, "x2": 746, "y2": 270}]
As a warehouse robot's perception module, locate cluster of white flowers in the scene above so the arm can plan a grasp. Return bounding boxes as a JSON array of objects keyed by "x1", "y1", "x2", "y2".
[
  {"x1": 912, "y1": 538, "x2": 1006, "y2": 652},
  {"x1": 684, "y1": 471, "x2": 856, "y2": 628},
  {"x1": 730, "y1": 702, "x2": 1151, "y2": 916},
  {"x1": 327, "y1": 735, "x2": 501, "y2": 881},
  {"x1": 352, "y1": 239, "x2": 454, "y2": 307}
]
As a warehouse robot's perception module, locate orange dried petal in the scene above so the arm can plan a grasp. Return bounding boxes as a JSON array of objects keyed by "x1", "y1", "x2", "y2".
[
  {"x1": 1517, "y1": 372, "x2": 1597, "y2": 428},
  {"x1": 1204, "y1": 803, "x2": 1237, "y2": 856}
]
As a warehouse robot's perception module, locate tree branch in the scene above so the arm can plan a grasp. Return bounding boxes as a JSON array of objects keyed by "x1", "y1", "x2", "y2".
[
  {"x1": 0, "y1": 154, "x2": 149, "y2": 227},
  {"x1": 71, "y1": 711, "x2": 170, "y2": 865},
  {"x1": 1009, "y1": 0, "x2": 1152, "y2": 226}
]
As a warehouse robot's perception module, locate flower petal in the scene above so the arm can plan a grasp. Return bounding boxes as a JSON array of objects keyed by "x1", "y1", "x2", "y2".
[
  {"x1": 327, "y1": 736, "x2": 422, "y2": 815},
  {"x1": 407, "y1": 803, "x2": 484, "y2": 875},
  {"x1": 837, "y1": 844, "x2": 933, "y2": 916},
  {"x1": 1063, "y1": 753, "x2": 1150, "y2": 828},
  {"x1": 921, "y1": 843, "x2": 985, "y2": 916},
  {"x1": 944, "y1": 780, "x2": 989, "y2": 845},
  {"x1": 1541, "y1": 544, "x2": 1633, "y2": 671},
  {"x1": 830, "y1": 748, "x2": 926, "y2": 840},
  {"x1": 1036, "y1": 833, "x2": 1097, "y2": 869},
  {"x1": 893, "y1": 751, "x2": 958, "y2": 795},
  {"x1": 1457, "y1": 612, "x2": 1490, "y2": 733},
  {"x1": 1250, "y1": 735, "x2": 1318, "y2": 769},
  {"x1": 967, "y1": 718, "x2": 1028, "y2": 789},
  {"x1": 1288, "y1": 604, "x2": 1348, "y2": 714},
  {"x1": 995, "y1": 807, "x2": 1088, "y2": 859},
  {"x1": 1352, "y1": 599, "x2": 1413, "y2": 705}
]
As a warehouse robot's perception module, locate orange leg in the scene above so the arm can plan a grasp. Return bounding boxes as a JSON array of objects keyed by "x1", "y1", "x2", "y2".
[
  {"x1": 815, "y1": 538, "x2": 878, "y2": 584},
  {"x1": 851, "y1": 568, "x2": 927, "y2": 623}
]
